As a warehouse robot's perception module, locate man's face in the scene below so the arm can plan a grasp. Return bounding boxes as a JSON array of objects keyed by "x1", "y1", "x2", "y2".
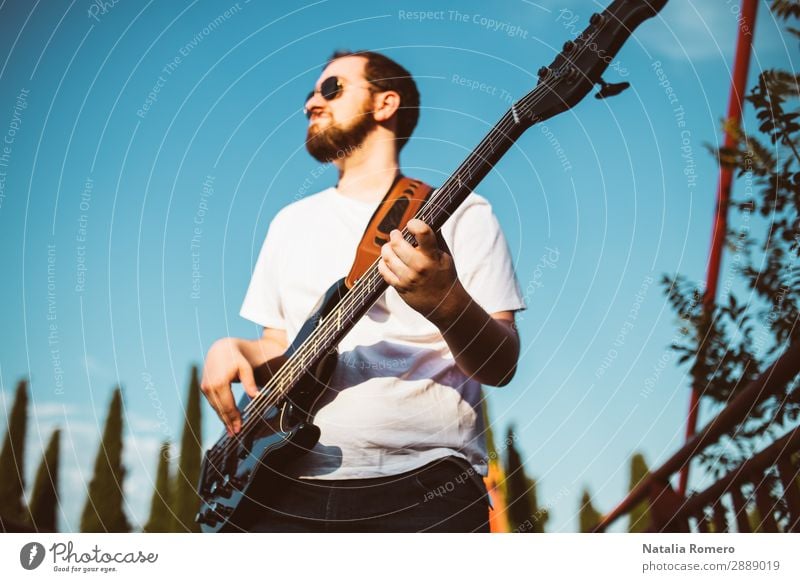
[{"x1": 305, "y1": 56, "x2": 377, "y2": 163}]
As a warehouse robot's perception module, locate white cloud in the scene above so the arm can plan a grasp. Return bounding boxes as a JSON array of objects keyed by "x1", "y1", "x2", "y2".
[
  {"x1": 0, "y1": 388, "x2": 15, "y2": 431},
  {"x1": 644, "y1": 2, "x2": 735, "y2": 61},
  {"x1": 30, "y1": 401, "x2": 79, "y2": 419},
  {"x1": 125, "y1": 410, "x2": 174, "y2": 442},
  {"x1": 84, "y1": 355, "x2": 115, "y2": 380}
]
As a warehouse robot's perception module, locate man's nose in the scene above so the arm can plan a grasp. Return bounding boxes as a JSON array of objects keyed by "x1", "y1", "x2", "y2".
[{"x1": 305, "y1": 90, "x2": 326, "y2": 115}]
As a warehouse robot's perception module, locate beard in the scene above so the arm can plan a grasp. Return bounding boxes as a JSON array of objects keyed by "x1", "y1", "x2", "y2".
[{"x1": 306, "y1": 102, "x2": 377, "y2": 163}]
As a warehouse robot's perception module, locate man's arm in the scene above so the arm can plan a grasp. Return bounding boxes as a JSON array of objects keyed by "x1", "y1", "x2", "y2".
[
  {"x1": 200, "y1": 327, "x2": 288, "y2": 435},
  {"x1": 378, "y1": 219, "x2": 521, "y2": 387},
  {"x1": 435, "y1": 302, "x2": 520, "y2": 387}
]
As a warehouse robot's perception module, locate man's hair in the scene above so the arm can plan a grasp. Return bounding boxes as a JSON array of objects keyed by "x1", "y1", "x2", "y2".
[{"x1": 328, "y1": 50, "x2": 420, "y2": 150}]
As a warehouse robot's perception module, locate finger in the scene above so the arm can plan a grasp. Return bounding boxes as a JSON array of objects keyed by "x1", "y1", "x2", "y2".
[
  {"x1": 381, "y1": 241, "x2": 414, "y2": 281},
  {"x1": 388, "y1": 229, "x2": 420, "y2": 266},
  {"x1": 238, "y1": 358, "x2": 259, "y2": 398},
  {"x1": 405, "y1": 219, "x2": 439, "y2": 256},
  {"x1": 378, "y1": 256, "x2": 402, "y2": 287},
  {"x1": 207, "y1": 387, "x2": 241, "y2": 436}
]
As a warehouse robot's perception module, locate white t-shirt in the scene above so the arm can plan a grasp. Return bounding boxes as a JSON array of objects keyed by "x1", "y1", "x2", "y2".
[{"x1": 240, "y1": 186, "x2": 526, "y2": 479}]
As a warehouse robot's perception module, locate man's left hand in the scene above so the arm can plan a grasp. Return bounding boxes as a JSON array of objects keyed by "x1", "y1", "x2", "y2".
[{"x1": 377, "y1": 219, "x2": 465, "y2": 327}]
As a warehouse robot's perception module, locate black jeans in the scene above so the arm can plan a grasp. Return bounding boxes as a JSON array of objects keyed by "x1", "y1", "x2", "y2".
[{"x1": 239, "y1": 456, "x2": 490, "y2": 532}]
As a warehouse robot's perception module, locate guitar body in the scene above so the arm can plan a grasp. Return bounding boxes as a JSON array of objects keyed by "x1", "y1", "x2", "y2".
[{"x1": 196, "y1": 278, "x2": 348, "y2": 532}]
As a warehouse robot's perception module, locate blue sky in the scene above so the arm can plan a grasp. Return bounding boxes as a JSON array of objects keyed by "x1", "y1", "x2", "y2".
[{"x1": 0, "y1": 0, "x2": 796, "y2": 532}]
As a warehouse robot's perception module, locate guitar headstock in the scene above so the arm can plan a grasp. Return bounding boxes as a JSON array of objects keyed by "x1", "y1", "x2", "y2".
[{"x1": 514, "y1": 0, "x2": 667, "y2": 127}]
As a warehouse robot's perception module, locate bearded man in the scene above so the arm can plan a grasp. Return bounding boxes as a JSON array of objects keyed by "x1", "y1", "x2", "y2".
[{"x1": 200, "y1": 50, "x2": 526, "y2": 532}]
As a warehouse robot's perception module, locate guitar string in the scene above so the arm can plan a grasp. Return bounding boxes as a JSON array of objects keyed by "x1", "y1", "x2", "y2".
[{"x1": 206, "y1": 24, "x2": 605, "y2": 468}]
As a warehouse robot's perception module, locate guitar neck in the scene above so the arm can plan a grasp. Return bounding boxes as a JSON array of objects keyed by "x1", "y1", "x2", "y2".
[{"x1": 414, "y1": 108, "x2": 528, "y2": 232}]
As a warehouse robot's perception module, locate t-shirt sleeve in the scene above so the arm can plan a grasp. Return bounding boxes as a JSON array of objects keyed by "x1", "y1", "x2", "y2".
[
  {"x1": 445, "y1": 195, "x2": 527, "y2": 314},
  {"x1": 239, "y1": 215, "x2": 287, "y2": 329}
]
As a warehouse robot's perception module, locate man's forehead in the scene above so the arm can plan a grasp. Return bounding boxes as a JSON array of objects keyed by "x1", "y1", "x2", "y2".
[{"x1": 318, "y1": 55, "x2": 367, "y2": 83}]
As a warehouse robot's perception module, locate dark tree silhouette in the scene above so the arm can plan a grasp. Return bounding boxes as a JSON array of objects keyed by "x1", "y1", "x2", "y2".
[
  {"x1": 628, "y1": 453, "x2": 651, "y2": 532},
  {"x1": 144, "y1": 441, "x2": 172, "y2": 532},
  {"x1": 504, "y1": 427, "x2": 548, "y2": 532},
  {"x1": 0, "y1": 379, "x2": 29, "y2": 523},
  {"x1": 80, "y1": 388, "x2": 130, "y2": 532},
  {"x1": 27, "y1": 429, "x2": 61, "y2": 532},
  {"x1": 171, "y1": 366, "x2": 203, "y2": 532},
  {"x1": 579, "y1": 489, "x2": 601, "y2": 533}
]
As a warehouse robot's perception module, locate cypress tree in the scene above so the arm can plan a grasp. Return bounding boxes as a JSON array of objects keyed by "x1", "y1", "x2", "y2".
[
  {"x1": 504, "y1": 427, "x2": 547, "y2": 532},
  {"x1": 171, "y1": 366, "x2": 203, "y2": 532},
  {"x1": 628, "y1": 452, "x2": 651, "y2": 532},
  {"x1": 579, "y1": 489, "x2": 602, "y2": 533},
  {"x1": 0, "y1": 379, "x2": 29, "y2": 523},
  {"x1": 80, "y1": 388, "x2": 130, "y2": 532},
  {"x1": 27, "y1": 429, "x2": 61, "y2": 532},
  {"x1": 143, "y1": 441, "x2": 172, "y2": 532},
  {"x1": 525, "y1": 476, "x2": 548, "y2": 533},
  {"x1": 505, "y1": 428, "x2": 531, "y2": 531}
]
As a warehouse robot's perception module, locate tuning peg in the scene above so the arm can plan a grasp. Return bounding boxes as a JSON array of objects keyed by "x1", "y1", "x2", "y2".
[
  {"x1": 595, "y1": 77, "x2": 630, "y2": 100},
  {"x1": 224, "y1": 471, "x2": 249, "y2": 490},
  {"x1": 210, "y1": 502, "x2": 234, "y2": 518},
  {"x1": 210, "y1": 477, "x2": 233, "y2": 498},
  {"x1": 195, "y1": 509, "x2": 219, "y2": 526}
]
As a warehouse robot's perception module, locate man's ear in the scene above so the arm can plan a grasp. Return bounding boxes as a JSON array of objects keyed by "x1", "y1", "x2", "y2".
[{"x1": 372, "y1": 90, "x2": 401, "y2": 123}]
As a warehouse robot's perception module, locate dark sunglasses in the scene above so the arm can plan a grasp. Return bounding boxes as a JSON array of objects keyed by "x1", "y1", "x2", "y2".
[{"x1": 304, "y1": 76, "x2": 344, "y2": 117}]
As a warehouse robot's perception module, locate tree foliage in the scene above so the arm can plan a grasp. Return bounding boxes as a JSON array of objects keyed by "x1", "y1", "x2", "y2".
[
  {"x1": 504, "y1": 427, "x2": 548, "y2": 532},
  {"x1": 80, "y1": 388, "x2": 130, "y2": 532},
  {"x1": 0, "y1": 379, "x2": 29, "y2": 523},
  {"x1": 27, "y1": 429, "x2": 60, "y2": 532},
  {"x1": 662, "y1": 7, "x2": 799, "y2": 527},
  {"x1": 628, "y1": 453, "x2": 651, "y2": 533},
  {"x1": 771, "y1": 0, "x2": 800, "y2": 22},
  {"x1": 579, "y1": 489, "x2": 601, "y2": 533},
  {"x1": 143, "y1": 441, "x2": 172, "y2": 533},
  {"x1": 170, "y1": 366, "x2": 203, "y2": 532}
]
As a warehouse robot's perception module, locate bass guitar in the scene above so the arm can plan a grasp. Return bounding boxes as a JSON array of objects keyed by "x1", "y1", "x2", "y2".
[{"x1": 196, "y1": 0, "x2": 668, "y2": 532}]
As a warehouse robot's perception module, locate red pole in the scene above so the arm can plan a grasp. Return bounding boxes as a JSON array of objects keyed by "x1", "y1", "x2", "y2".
[{"x1": 678, "y1": 0, "x2": 759, "y2": 497}]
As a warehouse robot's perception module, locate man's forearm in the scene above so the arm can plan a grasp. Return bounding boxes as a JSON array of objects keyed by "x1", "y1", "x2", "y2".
[
  {"x1": 430, "y1": 284, "x2": 520, "y2": 386},
  {"x1": 233, "y1": 336, "x2": 287, "y2": 386}
]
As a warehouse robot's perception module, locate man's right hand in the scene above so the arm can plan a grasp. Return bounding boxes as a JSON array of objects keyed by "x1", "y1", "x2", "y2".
[
  {"x1": 200, "y1": 327, "x2": 288, "y2": 436},
  {"x1": 200, "y1": 337, "x2": 260, "y2": 436}
]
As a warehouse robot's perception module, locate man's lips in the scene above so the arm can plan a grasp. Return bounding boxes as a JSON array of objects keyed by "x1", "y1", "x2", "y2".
[{"x1": 308, "y1": 112, "x2": 330, "y2": 124}]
